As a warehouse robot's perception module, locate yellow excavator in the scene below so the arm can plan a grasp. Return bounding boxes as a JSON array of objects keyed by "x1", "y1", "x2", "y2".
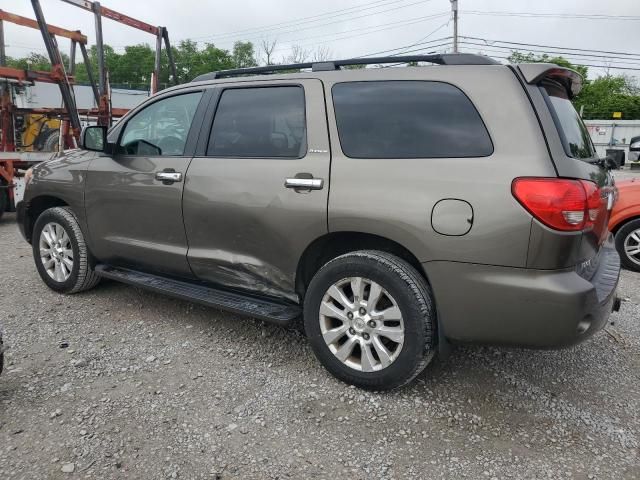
[{"x1": 16, "y1": 113, "x2": 61, "y2": 152}]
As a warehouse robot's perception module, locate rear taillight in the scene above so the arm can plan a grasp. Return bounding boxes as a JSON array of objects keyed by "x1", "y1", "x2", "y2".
[{"x1": 512, "y1": 177, "x2": 605, "y2": 232}]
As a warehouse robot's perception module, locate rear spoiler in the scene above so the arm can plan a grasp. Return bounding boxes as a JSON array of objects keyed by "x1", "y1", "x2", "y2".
[{"x1": 517, "y1": 63, "x2": 583, "y2": 98}]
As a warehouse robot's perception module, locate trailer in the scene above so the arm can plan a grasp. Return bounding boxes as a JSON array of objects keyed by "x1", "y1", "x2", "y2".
[{"x1": 0, "y1": 1, "x2": 179, "y2": 219}]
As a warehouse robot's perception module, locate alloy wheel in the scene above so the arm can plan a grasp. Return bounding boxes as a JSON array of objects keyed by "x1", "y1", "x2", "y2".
[
  {"x1": 319, "y1": 277, "x2": 405, "y2": 372},
  {"x1": 39, "y1": 222, "x2": 74, "y2": 282},
  {"x1": 624, "y1": 228, "x2": 640, "y2": 267}
]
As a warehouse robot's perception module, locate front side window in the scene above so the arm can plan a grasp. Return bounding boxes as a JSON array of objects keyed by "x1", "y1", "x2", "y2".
[
  {"x1": 119, "y1": 91, "x2": 203, "y2": 156},
  {"x1": 542, "y1": 81, "x2": 596, "y2": 159},
  {"x1": 208, "y1": 86, "x2": 306, "y2": 158},
  {"x1": 332, "y1": 81, "x2": 493, "y2": 159}
]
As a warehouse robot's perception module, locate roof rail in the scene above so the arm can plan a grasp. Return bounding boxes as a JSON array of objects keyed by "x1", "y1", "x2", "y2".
[{"x1": 191, "y1": 53, "x2": 499, "y2": 82}]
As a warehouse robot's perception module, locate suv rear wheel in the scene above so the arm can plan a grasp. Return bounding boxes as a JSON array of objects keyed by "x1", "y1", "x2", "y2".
[
  {"x1": 32, "y1": 207, "x2": 101, "y2": 293},
  {"x1": 304, "y1": 251, "x2": 436, "y2": 390}
]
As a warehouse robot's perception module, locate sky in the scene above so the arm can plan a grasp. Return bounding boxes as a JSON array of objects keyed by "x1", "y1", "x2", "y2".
[{"x1": 2, "y1": 0, "x2": 640, "y2": 80}]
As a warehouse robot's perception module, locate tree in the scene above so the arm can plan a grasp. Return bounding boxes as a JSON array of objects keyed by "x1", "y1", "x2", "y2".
[
  {"x1": 286, "y1": 44, "x2": 309, "y2": 64},
  {"x1": 6, "y1": 52, "x2": 59, "y2": 71},
  {"x1": 508, "y1": 51, "x2": 640, "y2": 120},
  {"x1": 508, "y1": 51, "x2": 588, "y2": 79},
  {"x1": 232, "y1": 41, "x2": 257, "y2": 68},
  {"x1": 260, "y1": 39, "x2": 278, "y2": 65},
  {"x1": 311, "y1": 46, "x2": 332, "y2": 62}
]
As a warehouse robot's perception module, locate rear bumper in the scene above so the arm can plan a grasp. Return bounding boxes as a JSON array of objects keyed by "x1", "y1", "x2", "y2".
[{"x1": 424, "y1": 241, "x2": 620, "y2": 348}]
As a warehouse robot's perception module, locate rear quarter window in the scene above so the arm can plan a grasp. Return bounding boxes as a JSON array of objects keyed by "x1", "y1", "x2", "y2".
[
  {"x1": 541, "y1": 80, "x2": 596, "y2": 160},
  {"x1": 331, "y1": 81, "x2": 493, "y2": 159}
]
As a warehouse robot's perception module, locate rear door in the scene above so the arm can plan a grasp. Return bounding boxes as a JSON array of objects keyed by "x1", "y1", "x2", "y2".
[
  {"x1": 85, "y1": 89, "x2": 207, "y2": 277},
  {"x1": 182, "y1": 79, "x2": 330, "y2": 301}
]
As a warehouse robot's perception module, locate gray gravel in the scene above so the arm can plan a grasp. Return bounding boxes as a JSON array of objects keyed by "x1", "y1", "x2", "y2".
[{"x1": 1, "y1": 211, "x2": 639, "y2": 479}]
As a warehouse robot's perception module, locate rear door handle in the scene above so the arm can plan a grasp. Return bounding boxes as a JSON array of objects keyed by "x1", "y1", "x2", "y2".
[
  {"x1": 155, "y1": 170, "x2": 183, "y2": 184},
  {"x1": 285, "y1": 177, "x2": 324, "y2": 190}
]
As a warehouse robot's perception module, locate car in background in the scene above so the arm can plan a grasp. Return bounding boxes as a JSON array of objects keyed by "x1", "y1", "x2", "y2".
[
  {"x1": 630, "y1": 135, "x2": 640, "y2": 163},
  {"x1": 610, "y1": 178, "x2": 640, "y2": 271}
]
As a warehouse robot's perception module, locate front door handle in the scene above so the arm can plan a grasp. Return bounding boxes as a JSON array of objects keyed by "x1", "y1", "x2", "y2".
[
  {"x1": 285, "y1": 177, "x2": 324, "y2": 190},
  {"x1": 155, "y1": 169, "x2": 183, "y2": 184}
]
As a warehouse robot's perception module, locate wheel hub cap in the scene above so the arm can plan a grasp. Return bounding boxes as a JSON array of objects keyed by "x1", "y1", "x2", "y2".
[
  {"x1": 319, "y1": 277, "x2": 405, "y2": 372},
  {"x1": 39, "y1": 222, "x2": 74, "y2": 283},
  {"x1": 624, "y1": 228, "x2": 640, "y2": 266}
]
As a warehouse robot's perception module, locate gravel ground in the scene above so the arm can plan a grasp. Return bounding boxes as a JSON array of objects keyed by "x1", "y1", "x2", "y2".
[{"x1": 1, "y1": 202, "x2": 639, "y2": 479}]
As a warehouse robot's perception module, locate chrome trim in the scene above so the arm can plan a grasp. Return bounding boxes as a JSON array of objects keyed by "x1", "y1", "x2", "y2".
[
  {"x1": 155, "y1": 171, "x2": 183, "y2": 182},
  {"x1": 284, "y1": 178, "x2": 324, "y2": 190}
]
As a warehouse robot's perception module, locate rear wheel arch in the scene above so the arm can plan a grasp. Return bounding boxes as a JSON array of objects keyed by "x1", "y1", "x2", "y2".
[
  {"x1": 611, "y1": 214, "x2": 640, "y2": 235},
  {"x1": 295, "y1": 231, "x2": 428, "y2": 300}
]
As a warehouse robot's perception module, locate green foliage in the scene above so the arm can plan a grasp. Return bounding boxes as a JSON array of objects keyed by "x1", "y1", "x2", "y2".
[
  {"x1": 508, "y1": 51, "x2": 640, "y2": 120},
  {"x1": 7, "y1": 40, "x2": 258, "y2": 90},
  {"x1": 232, "y1": 41, "x2": 258, "y2": 68},
  {"x1": 6, "y1": 52, "x2": 69, "y2": 71},
  {"x1": 508, "y1": 51, "x2": 588, "y2": 79}
]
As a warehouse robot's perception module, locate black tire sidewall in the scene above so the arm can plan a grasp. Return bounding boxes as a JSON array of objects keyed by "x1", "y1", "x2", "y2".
[
  {"x1": 616, "y1": 218, "x2": 640, "y2": 272},
  {"x1": 32, "y1": 209, "x2": 82, "y2": 292},
  {"x1": 304, "y1": 254, "x2": 434, "y2": 390}
]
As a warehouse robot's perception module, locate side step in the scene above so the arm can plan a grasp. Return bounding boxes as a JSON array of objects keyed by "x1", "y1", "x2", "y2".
[{"x1": 95, "y1": 265, "x2": 301, "y2": 325}]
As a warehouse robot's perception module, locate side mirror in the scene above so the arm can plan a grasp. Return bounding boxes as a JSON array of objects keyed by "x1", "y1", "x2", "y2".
[{"x1": 80, "y1": 126, "x2": 107, "y2": 152}]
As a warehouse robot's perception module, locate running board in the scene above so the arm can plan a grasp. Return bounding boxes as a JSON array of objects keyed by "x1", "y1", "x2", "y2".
[{"x1": 94, "y1": 265, "x2": 301, "y2": 325}]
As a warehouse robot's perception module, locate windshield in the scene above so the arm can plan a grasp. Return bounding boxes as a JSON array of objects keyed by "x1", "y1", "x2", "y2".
[{"x1": 542, "y1": 81, "x2": 596, "y2": 160}]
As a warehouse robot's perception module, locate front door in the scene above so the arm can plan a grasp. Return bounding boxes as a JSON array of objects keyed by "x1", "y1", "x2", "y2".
[
  {"x1": 183, "y1": 80, "x2": 330, "y2": 301},
  {"x1": 85, "y1": 89, "x2": 206, "y2": 278}
]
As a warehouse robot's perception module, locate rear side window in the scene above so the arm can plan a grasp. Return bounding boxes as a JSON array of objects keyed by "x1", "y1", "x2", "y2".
[
  {"x1": 208, "y1": 86, "x2": 306, "y2": 158},
  {"x1": 541, "y1": 81, "x2": 596, "y2": 159},
  {"x1": 332, "y1": 81, "x2": 493, "y2": 158}
]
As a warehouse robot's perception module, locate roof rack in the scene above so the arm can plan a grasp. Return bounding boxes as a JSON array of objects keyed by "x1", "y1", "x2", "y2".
[{"x1": 191, "y1": 53, "x2": 499, "y2": 82}]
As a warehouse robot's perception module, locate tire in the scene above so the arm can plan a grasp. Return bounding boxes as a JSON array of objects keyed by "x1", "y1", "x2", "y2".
[
  {"x1": 615, "y1": 218, "x2": 640, "y2": 272},
  {"x1": 304, "y1": 250, "x2": 436, "y2": 390},
  {"x1": 32, "y1": 206, "x2": 101, "y2": 293},
  {"x1": 38, "y1": 129, "x2": 60, "y2": 152}
]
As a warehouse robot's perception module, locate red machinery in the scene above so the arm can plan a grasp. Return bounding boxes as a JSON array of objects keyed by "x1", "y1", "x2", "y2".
[{"x1": 0, "y1": 1, "x2": 178, "y2": 218}]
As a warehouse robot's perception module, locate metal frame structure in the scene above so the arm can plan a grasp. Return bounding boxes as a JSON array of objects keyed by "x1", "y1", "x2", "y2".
[
  {"x1": 60, "y1": 0, "x2": 178, "y2": 97},
  {"x1": 0, "y1": 7, "x2": 99, "y2": 214},
  {"x1": 0, "y1": 8, "x2": 98, "y2": 151}
]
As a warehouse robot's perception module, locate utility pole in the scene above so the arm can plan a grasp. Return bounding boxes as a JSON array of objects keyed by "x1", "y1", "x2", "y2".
[{"x1": 451, "y1": 0, "x2": 458, "y2": 53}]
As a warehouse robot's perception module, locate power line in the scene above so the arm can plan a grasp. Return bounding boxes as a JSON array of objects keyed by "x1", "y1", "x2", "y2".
[
  {"x1": 458, "y1": 41, "x2": 640, "y2": 66},
  {"x1": 190, "y1": 0, "x2": 434, "y2": 45},
  {"x1": 466, "y1": 52, "x2": 640, "y2": 72},
  {"x1": 464, "y1": 11, "x2": 640, "y2": 21},
  {"x1": 461, "y1": 36, "x2": 640, "y2": 58},
  {"x1": 187, "y1": 0, "x2": 405, "y2": 41},
  {"x1": 268, "y1": 12, "x2": 450, "y2": 55},
  {"x1": 356, "y1": 36, "x2": 452, "y2": 58}
]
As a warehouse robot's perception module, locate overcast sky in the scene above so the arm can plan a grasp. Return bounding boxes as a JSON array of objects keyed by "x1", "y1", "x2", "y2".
[{"x1": 3, "y1": 0, "x2": 639, "y2": 79}]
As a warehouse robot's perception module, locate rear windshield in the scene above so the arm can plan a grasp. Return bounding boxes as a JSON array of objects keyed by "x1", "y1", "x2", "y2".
[{"x1": 541, "y1": 81, "x2": 596, "y2": 159}]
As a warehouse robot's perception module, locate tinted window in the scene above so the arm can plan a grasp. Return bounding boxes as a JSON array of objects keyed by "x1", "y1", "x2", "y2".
[
  {"x1": 208, "y1": 86, "x2": 306, "y2": 158},
  {"x1": 542, "y1": 81, "x2": 596, "y2": 159},
  {"x1": 120, "y1": 91, "x2": 203, "y2": 156},
  {"x1": 332, "y1": 81, "x2": 493, "y2": 158}
]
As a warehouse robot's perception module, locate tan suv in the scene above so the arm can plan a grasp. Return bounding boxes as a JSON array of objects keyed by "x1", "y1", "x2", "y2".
[{"x1": 18, "y1": 54, "x2": 620, "y2": 389}]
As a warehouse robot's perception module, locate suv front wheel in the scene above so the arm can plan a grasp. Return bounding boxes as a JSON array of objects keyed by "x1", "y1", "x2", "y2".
[
  {"x1": 32, "y1": 207, "x2": 101, "y2": 293},
  {"x1": 304, "y1": 251, "x2": 436, "y2": 390}
]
